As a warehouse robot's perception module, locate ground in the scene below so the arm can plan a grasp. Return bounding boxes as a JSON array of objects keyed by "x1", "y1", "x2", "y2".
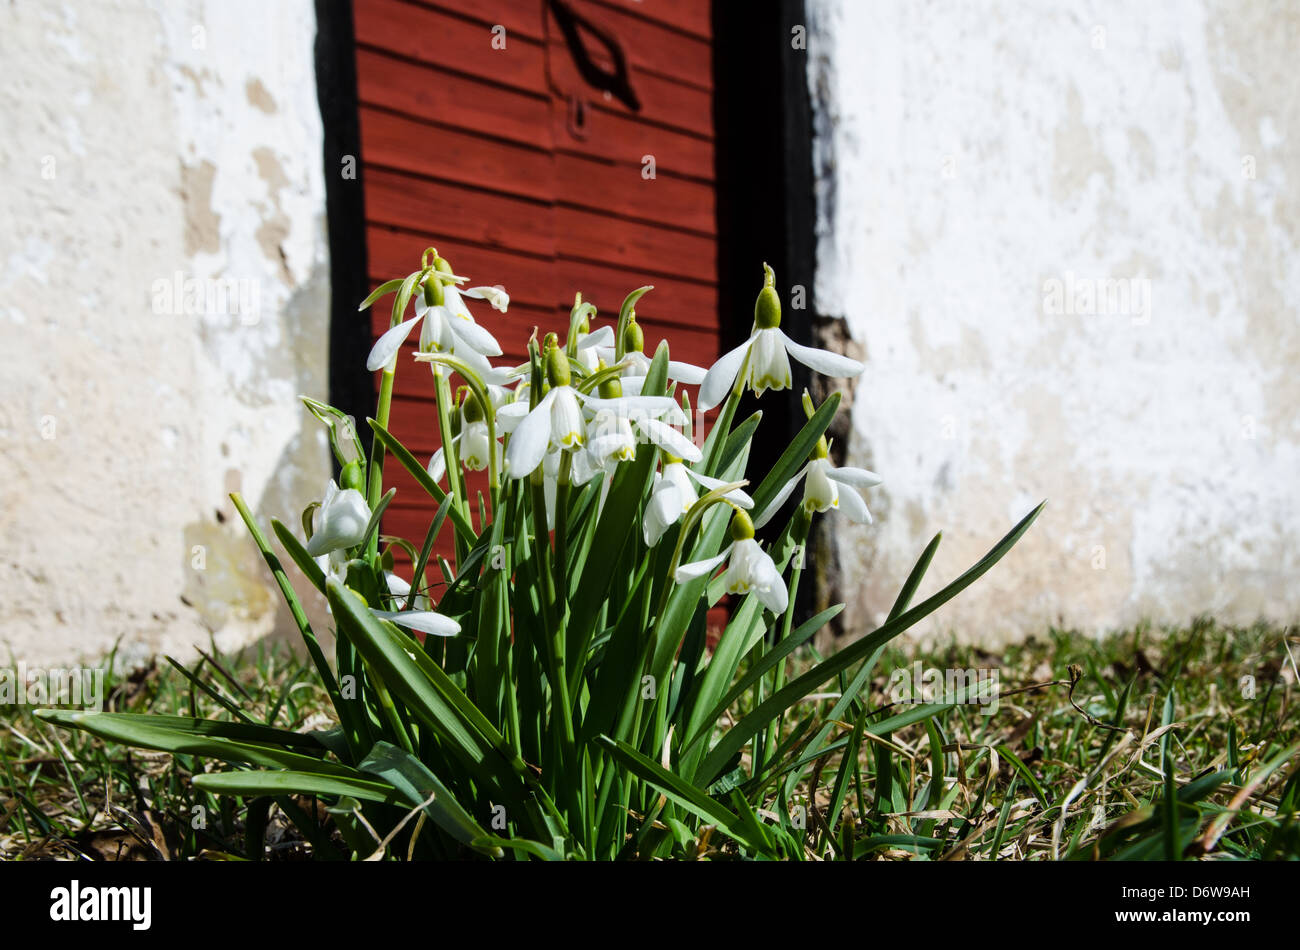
[{"x1": 1, "y1": 619, "x2": 1295, "y2": 860}]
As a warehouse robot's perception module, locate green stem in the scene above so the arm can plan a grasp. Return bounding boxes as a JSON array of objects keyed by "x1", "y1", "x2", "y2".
[{"x1": 365, "y1": 368, "x2": 395, "y2": 561}]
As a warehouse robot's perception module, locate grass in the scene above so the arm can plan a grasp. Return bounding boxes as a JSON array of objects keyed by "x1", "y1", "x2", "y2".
[{"x1": 2, "y1": 618, "x2": 1295, "y2": 860}]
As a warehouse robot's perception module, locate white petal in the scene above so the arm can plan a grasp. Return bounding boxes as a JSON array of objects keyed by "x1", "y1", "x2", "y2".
[
  {"x1": 576, "y1": 325, "x2": 614, "y2": 350},
  {"x1": 752, "y1": 558, "x2": 789, "y2": 613},
  {"x1": 617, "y1": 375, "x2": 647, "y2": 397},
  {"x1": 427, "y1": 447, "x2": 447, "y2": 483},
  {"x1": 803, "y1": 458, "x2": 840, "y2": 513},
  {"x1": 420, "y1": 306, "x2": 454, "y2": 352},
  {"x1": 504, "y1": 390, "x2": 557, "y2": 478},
  {"x1": 781, "y1": 333, "x2": 865, "y2": 378},
  {"x1": 372, "y1": 609, "x2": 460, "y2": 637},
  {"x1": 635, "y1": 415, "x2": 702, "y2": 462},
  {"x1": 683, "y1": 468, "x2": 754, "y2": 509},
  {"x1": 306, "y1": 487, "x2": 372, "y2": 556},
  {"x1": 582, "y1": 395, "x2": 681, "y2": 419},
  {"x1": 366, "y1": 316, "x2": 422, "y2": 372},
  {"x1": 667, "y1": 360, "x2": 708, "y2": 384},
  {"x1": 495, "y1": 400, "x2": 529, "y2": 434},
  {"x1": 384, "y1": 572, "x2": 412, "y2": 597},
  {"x1": 748, "y1": 328, "x2": 792, "y2": 394},
  {"x1": 834, "y1": 482, "x2": 873, "y2": 524},
  {"x1": 752, "y1": 466, "x2": 807, "y2": 529},
  {"x1": 827, "y1": 466, "x2": 883, "y2": 489},
  {"x1": 674, "y1": 545, "x2": 732, "y2": 583},
  {"x1": 550, "y1": 387, "x2": 586, "y2": 448},
  {"x1": 644, "y1": 482, "x2": 685, "y2": 546},
  {"x1": 448, "y1": 314, "x2": 503, "y2": 357},
  {"x1": 461, "y1": 285, "x2": 510, "y2": 312},
  {"x1": 699, "y1": 339, "x2": 754, "y2": 411}
]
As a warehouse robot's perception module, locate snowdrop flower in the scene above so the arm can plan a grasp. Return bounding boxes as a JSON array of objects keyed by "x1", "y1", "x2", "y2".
[
  {"x1": 573, "y1": 322, "x2": 615, "y2": 373},
  {"x1": 643, "y1": 457, "x2": 754, "y2": 547},
  {"x1": 583, "y1": 374, "x2": 701, "y2": 469},
  {"x1": 427, "y1": 391, "x2": 502, "y2": 482},
  {"x1": 698, "y1": 264, "x2": 864, "y2": 411},
  {"x1": 366, "y1": 267, "x2": 505, "y2": 372},
  {"x1": 754, "y1": 436, "x2": 882, "y2": 527},
  {"x1": 306, "y1": 479, "x2": 372, "y2": 557},
  {"x1": 674, "y1": 509, "x2": 787, "y2": 613},
  {"x1": 499, "y1": 343, "x2": 589, "y2": 479},
  {"x1": 371, "y1": 609, "x2": 460, "y2": 638}
]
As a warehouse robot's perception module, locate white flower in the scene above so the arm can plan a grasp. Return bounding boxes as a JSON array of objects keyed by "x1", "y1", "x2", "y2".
[
  {"x1": 582, "y1": 393, "x2": 701, "y2": 468},
  {"x1": 675, "y1": 534, "x2": 788, "y2": 614},
  {"x1": 427, "y1": 397, "x2": 503, "y2": 482},
  {"x1": 643, "y1": 461, "x2": 753, "y2": 547},
  {"x1": 754, "y1": 458, "x2": 882, "y2": 527},
  {"x1": 306, "y1": 480, "x2": 372, "y2": 557},
  {"x1": 366, "y1": 278, "x2": 505, "y2": 372},
  {"x1": 699, "y1": 327, "x2": 864, "y2": 411},
  {"x1": 371, "y1": 609, "x2": 460, "y2": 638},
  {"x1": 698, "y1": 264, "x2": 863, "y2": 411},
  {"x1": 499, "y1": 384, "x2": 589, "y2": 478}
]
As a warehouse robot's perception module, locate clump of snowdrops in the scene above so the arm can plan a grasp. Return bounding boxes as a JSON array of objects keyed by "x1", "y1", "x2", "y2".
[{"x1": 42, "y1": 251, "x2": 1041, "y2": 859}]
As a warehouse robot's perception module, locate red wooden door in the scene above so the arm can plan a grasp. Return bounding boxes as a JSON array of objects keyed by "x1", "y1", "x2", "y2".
[{"x1": 352, "y1": 0, "x2": 719, "y2": 554}]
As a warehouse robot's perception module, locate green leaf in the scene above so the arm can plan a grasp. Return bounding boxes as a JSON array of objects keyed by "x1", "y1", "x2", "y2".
[
  {"x1": 37, "y1": 711, "x2": 356, "y2": 776},
  {"x1": 358, "y1": 277, "x2": 406, "y2": 311},
  {"x1": 595, "y1": 736, "x2": 767, "y2": 854},
  {"x1": 194, "y1": 770, "x2": 405, "y2": 807},
  {"x1": 368, "y1": 419, "x2": 477, "y2": 545},
  {"x1": 358, "y1": 741, "x2": 501, "y2": 857}
]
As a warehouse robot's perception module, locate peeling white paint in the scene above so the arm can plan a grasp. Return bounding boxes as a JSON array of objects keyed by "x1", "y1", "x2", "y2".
[
  {"x1": 806, "y1": 0, "x2": 1300, "y2": 643},
  {"x1": 0, "y1": 1, "x2": 330, "y2": 666}
]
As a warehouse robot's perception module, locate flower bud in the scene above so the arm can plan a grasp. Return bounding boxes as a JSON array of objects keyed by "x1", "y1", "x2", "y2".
[
  {"x1": 546, "y1": 339, "x2": 571, "y2": 387},
  {"x1": 340, "y1": 459, "x2": 365, "y2": 492},
  {"x1": 623, "y1": 314, "x2": 645, "y2": 354},
  {"x1": 423, "y1": 270, "x2": 445, "y2": 307},
  {"x1": 729, "y1": 508, "x2": 756, "y2": 541},
  {"x1": 754, "y1": 263, "x2": 781, "y2": 329},
  {"x1": 598, "y1": 372, "x2": 624, "y2": 399},
  {"x1": 462, "y1": 389, "x2": 485, "y2": 424}
]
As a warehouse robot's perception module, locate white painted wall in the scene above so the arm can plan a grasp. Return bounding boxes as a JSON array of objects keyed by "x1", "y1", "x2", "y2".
[
  {"x1": 0, "y1": 1, "x2": 331, "y2": 666},
  {"x1": 806, "y1": 0, "x2": 1300, "y2": 643}
]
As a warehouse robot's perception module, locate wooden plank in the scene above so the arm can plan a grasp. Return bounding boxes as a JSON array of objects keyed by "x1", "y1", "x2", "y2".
[
  {"x1": 360, "y1": 105, "x2": 554, "y2": 202},
  {"x1": 354, "y1": 0, "x2": 546, "y2": 94},
  {"x1": 355, "y1": 47, "x2": 551, "y2": 150},
  {"x1": 556, "y1": 205, "x2": 716, "y2": 280},
  {"x1": 364, "y1": 168, "x2": 556, "y2": 258},
  {"x1": 551, "y1": 98, "x2": 714, "y2": 182},
  {"x1": 412, "y1": 0, "x2": 547, "y2": 42},
  {"x1": 368, "y1": 226, "x2": 556, "y2": 310},
  {"x1": 544, "y1": 32, "x2": 713, "y2": 137},
  {"x1": 554, "y1": 259, "x2": 717, "y2": 326},
  {"x1": 555, "y1": 153, "x2": 715, "y2": 234},
  {"x1": 587, "y1": 0, "x2": 711, "y2": 42}
]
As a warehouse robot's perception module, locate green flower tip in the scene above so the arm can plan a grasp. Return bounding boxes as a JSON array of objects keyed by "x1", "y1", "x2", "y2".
[
  {"x1": 754, "y1": 266, "x2": 781, "y2": 329},
  {"x1": 623, "y1": 314, "x2": 645, "y2": 353},
  {"x1": 729, "y1": 508, "x2": 756, "y2": 541},
  {"x1": 340, "y1": 459, "x2": 365, "y2": 492},
  {"x1": 462, "y1": 389, "x2": 485, "y2": 423},
  {"x1": 545, "y1": 338, "x2": 571, "y2": 387},
  {"x1": 598, "y1": 366, "x2": 624, "y2": 399}
]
